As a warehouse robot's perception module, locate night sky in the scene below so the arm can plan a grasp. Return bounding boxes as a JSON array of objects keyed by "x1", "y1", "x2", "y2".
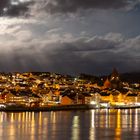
[{"x1": 0, "y1": 0, "x2": 140, "y2": 75}]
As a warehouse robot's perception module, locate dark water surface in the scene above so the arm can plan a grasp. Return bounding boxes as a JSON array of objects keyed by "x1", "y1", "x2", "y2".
[{"x1": 0, "y1": 109, "x2": 140, "y2": 140}]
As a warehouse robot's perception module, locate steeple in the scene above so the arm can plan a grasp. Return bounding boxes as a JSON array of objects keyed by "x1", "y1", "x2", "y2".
[
  {"x1": 110, "y1": 68, "x2": 119, "y2": 81},
  {"x1": 110, "y1": 68, "x2": 122, "y2": 89}
]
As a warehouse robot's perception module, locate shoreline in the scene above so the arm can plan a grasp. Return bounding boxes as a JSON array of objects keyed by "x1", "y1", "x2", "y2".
[
  {"x1": 1, "y1": 104, "x2": 140, "y2": 112},
  {"x1": 0, "y1": 104, "x2": 95, "y2": 112}
]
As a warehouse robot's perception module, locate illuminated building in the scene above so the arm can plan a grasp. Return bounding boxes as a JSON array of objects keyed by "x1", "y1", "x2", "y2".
[{"x1": 110, "y1": 68, "x2": 123, "y2": 89}]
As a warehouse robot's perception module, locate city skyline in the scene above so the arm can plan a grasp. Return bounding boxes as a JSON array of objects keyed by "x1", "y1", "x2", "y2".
[{"x1": 0, "y1": 0, "x2": 140, "y2": 75}]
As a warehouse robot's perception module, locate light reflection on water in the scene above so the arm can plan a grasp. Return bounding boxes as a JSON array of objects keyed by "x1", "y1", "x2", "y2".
[
  {"x1": 0, "y1": 109, "x2": 140, "y2": 140},
  {"x1": 72, "y1": 116, "x2": 79, "y2": 140}
]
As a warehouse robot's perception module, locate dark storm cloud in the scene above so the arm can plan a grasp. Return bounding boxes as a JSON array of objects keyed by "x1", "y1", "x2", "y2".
[
  {"x1": 0, "y1": 0, "x2": 9, "y2": 15},
  {"x1": 46, "y1": 0, "x2": 138, "y2": 14},
  {"x1": 53, "y1": 37, "x2": 120, "y2": 52},
  {"x1": 0, "y1": 33, "x2": 140, "y2": 74},
  {"x1": 0, "y1": 0, "x2": 139, "y2": 16},
  {"x1": 0, "y1": 0, "x2": 33, "y2": 16},
  {"x1": 43, "y1": 35, "x2": 140, "y2": 74}
]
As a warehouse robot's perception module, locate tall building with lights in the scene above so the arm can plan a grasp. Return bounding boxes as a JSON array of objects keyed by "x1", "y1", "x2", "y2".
[{"x1": 110, "y1": 68, "x2": 122, "y2": 89}]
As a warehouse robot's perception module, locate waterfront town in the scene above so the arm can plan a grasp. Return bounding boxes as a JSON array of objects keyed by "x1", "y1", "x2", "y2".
[{"x1": 0, "y1": 68, "x2": 140, "y2": 109}]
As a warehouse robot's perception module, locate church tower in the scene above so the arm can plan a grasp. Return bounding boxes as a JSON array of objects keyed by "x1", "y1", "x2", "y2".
[
  {"x1": 110, "y1": 68, "x2": 122, "y2": 89},
  {"x1": 110, "y1": 68, "x2": 120, "y2": 81}
]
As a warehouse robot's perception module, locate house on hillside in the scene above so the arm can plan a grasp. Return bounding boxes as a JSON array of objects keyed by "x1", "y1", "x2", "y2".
[
  {"x1": 99, "y1": 91, "x2": 112, "y2": 102},
  {"x1": 61, "y1": 95, "x2": 74, "y2": 105},
  {"x1": 60, "y1": 90, "x2": 92, "y2": 105}
]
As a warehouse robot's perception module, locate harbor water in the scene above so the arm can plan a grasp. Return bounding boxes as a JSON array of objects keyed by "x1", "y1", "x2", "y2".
[{"x1": 0, "y1": 109, "x2": 140, "y2": 140}]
